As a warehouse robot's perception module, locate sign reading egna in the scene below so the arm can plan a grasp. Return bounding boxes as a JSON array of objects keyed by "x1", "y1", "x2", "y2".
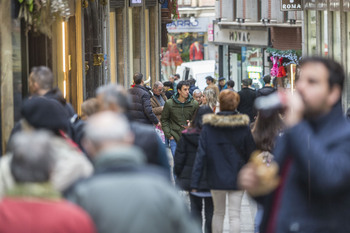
[{"x1": 281, "y1": 0, "x2": 302, "y2": 11}]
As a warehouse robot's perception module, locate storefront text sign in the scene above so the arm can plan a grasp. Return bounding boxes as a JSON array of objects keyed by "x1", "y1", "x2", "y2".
[
  {"x1": 281, "y1": 0, "x2": 302, "y2": 11},
  {"x1": 208, "y1": 23, "x2": 214, "y2": 42},
  {"x1": 167, "y1": 18, "x2": 210, "y2": 33},
  {"x1": 130, "y1": 0, "x2": 143, "y2": 7},
  {"x1": 214, "y1": 24, "x2": 268, "y2": 46}
]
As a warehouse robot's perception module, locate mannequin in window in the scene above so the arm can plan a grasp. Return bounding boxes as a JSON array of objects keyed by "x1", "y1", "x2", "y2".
[{"x1": 189, "y1": 41, "x2": 203, "y2": 61}]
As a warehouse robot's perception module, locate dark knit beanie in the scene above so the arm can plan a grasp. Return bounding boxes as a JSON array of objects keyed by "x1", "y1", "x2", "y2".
[{"x1": 21, "y1": 97, "x2": 70, "y2": 133}]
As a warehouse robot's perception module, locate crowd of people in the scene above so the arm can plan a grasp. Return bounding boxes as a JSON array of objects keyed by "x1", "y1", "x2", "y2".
[{"x1": 1, "y1": 56, "x2": 350, "y2": 233}]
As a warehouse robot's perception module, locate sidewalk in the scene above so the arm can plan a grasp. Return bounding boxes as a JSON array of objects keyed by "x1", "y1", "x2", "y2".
[
  {"x1": 223, "y1": 192, "x2": 255, "y2": 233},
  {"x1": 167, "y1": 148, "x2": 256, "y2": 233}
]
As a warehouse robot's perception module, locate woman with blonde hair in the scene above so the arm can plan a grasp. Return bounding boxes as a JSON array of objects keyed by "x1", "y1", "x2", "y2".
[{"x1": 201, "y1": 89, "x2": 219, "y2": 112}]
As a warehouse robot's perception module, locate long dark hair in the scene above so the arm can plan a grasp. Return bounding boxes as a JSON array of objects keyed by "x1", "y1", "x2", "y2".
[
  {"x1": 251, "y1": 111, "x2": 284, "y2": 152},
  {"x1": 190, "y1": 105, "x2": 213, "y2": 131}
]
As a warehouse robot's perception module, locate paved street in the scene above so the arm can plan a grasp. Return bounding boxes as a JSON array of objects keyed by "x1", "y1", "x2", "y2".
[{"x1": 168, "y1": 148, "x2": 256, "y2": 233}]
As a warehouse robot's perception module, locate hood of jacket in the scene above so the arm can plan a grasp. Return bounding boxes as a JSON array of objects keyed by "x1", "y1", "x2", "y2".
[
  {"x1": 203, "y1": 111, "x2": 250, "y2": 127},
  {"x1": 258, "y1": 86, "x2": 275, "y2": 96},
  {"x1": 133, "y1": 84, "x2": 152, "y2": 94},
  {"x1": 171, "y1": 93, "x2": 193, "y2": 104},
  {"x1": 94, "y1": 146, "x2": 146, "y2": 172}
]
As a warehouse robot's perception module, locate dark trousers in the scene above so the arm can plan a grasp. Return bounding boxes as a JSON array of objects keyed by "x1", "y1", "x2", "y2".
[{"x1": 190, "y1": 194, "x2": 213, "y2": 233}]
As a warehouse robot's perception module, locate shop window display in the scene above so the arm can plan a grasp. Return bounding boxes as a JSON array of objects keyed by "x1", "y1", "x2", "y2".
[
  {"x1": 241, "y1": 47, "x2": 264, "y2": 90},
  {"x1": 161, "y1": 33, "x2": 205, "y2": 80}
]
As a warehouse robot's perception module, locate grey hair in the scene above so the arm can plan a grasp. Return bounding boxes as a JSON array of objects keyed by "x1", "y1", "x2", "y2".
[
  {"x1": 10, "y1": 131, "x2": 55, "y2": 183},
  {"x1": 153, "y1": 81, "x2": 163, "y2": 89},
  {"x1": 96, "y1": 84, "x2": 131, "y2": 112},
  {"x1": 193, "y1": 89, "x2": 202, "y2": 95},
  {"x1": 30, "y1": 66, "x2": 54, "y2": 90},
  {"x1": 203, "y1": 89, "x2": 217, "y2": 110},
  {"x1": 85, "y1": 111, "x2": 132, "y2": 145}
]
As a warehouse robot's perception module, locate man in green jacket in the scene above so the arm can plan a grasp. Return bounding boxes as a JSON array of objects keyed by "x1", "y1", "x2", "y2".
[{"x1": 161, "y1": 80, "x2": 199, "y2": 156}]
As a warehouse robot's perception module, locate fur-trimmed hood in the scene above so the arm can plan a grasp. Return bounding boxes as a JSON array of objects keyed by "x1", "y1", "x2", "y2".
[{"x1": 203, "y1": 112, "x2": 250, "y2": 127}]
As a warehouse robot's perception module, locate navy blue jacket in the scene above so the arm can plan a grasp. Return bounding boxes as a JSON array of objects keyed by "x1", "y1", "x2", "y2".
[
  {"x1": 174, "y1": 130, "x2": 210, "y2": 191},
  {"x1": 128, "y1": 85, "x2": 159, "y2": 125},
  {"x1": 191, "y1": 112, "x2": 256, "y2": 190},
  {"x1": 261, "y1": 102, "x2": 350, "y2": 233},
  {"x1": 189, "y1": 85, "x2": 199, "y2": 96},
  {"x1": 257, "y1": 86, "x2": 276, "y2": 97},
  {"x1": 218, "y1": 84, "x2": 227, "y2": 92}
]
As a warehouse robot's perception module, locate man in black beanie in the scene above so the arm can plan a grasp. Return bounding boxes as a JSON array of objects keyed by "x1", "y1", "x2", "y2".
[
  {"x1": 9, "y1": 67, "x2": 77, "y2": 149},
  {"x1": 0, "y1": 97, "x2": 93, "y2": 196},
  {"x1": 20, "y1": 97, "x2": 70, "y2": 136}
]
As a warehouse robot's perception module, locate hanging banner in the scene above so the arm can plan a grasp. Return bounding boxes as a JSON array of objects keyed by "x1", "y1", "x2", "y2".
[{"x1": 281, "y1": 0, "x2": 303, "y2": 11}]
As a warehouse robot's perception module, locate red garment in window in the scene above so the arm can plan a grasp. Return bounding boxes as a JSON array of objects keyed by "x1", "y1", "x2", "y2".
[{"x1": 189, "y1": 42, "x2": 204, "y2": 61}]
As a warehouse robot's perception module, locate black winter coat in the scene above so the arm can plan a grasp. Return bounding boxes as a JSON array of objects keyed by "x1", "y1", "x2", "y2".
[
  {"x1": 174, "y1": 130, "x2": 209, "y2": 191},
  {"x1": 130, "y1": 121, "x2": 170, "y2": 173},
  {"x1": 191, "y1": 112, "x2": 256, "y2": 190},
  {"x1": 128, "y1": 85, "x2": 159, "y2": 125},
  {"x1": 237, "y1": 88, "x2": 257, "y2": 122},
  {"x1": 257, "y1": 86, "x2": 276, "y2": 97},
  {"x1": 165, "y1": 90, "x2": 175, "y2": 99}
]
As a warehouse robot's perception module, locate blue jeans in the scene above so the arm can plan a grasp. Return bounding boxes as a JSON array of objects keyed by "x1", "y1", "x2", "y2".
[
  {"x1": 164, "y1": 138, "x2": 170, "y2": 148},
  {"x1": 170, "y1": 139, "x2": 177, "y2": 157},
  {"x1": 255, "y1": 204, "x2": 263, "y2": 233}
]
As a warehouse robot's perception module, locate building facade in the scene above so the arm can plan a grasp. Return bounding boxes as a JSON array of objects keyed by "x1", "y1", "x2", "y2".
[
  {"x1": 213, "y1": 0, "x2": 303, "y2": 91},
  {"x1": 161, "y1": 0, "x2": 216, "y2": 80},
  {"x1": 303, "y1": 0, "x2": 350, "y2": 110},
  {"x1": 0, "y1": 0, "x2": 162, "y2": 153}
]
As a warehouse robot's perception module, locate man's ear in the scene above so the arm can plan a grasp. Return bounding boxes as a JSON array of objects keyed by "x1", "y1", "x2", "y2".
[
  {"x1": 32, "y1": 82, "x2": 40, "y2": 93},
  {"x1": 328, "y1": 85, "x2": 342, "y2": 106}
]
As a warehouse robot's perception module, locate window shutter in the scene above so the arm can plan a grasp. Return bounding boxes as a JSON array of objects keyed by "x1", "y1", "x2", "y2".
[
  {"x1": 145, "y1": 0, "x2": 157, "y2": 7},
  {"x1": 110, "y1": 0, "x2": 125, "y2": 8}
]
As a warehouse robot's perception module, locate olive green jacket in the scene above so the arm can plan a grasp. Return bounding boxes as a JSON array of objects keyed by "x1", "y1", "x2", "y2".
[{"x1": 161, "y1": 94, "x2": 199, "y2": 142}]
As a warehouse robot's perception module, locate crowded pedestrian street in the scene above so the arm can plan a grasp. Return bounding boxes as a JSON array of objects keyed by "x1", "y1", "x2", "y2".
[{"x1": 2, "y1": 0, "x2": 350, "y2": 233}]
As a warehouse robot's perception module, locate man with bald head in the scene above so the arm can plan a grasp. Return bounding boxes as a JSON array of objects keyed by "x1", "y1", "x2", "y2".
[{"x1": 66, "y1": 112, "x2": 201, "y2": 233}]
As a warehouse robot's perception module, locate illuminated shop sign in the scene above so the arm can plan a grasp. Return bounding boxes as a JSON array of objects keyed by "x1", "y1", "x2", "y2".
[
  {"x1": 130, "y1": 0, "x2": 143, "y2": 7},
  {"x1": 247, "y1": 66, "x2": 262, "y2": 80},
  {"x1": 249, "y1": 72, "x2": 261, "y2": 79},
  {"x1": 247, "y1": 66, "x2": 263, "y2": 73}
]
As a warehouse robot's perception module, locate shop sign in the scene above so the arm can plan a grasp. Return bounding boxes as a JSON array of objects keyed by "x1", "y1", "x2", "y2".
[
  {"x1": 166, "y1": 18, "x2": 210, "y2": 33},
  {"x1": 214, "y1": 24, "x2": 268, "y2": 46},
  {"x1": 208, "y1": 23, "x2": 214, "y2": 42},
  {"x1": 281, "y1": 0, "x2": 302, "y2": 11},
  {"x1": 249, "y1": 72, "x2": 261, "y2": 79},
  {"x1": 247, "y1": 66, "x2": 262, "y2": 80},
  {"x1": 247, "y1": 66, "x2": 263, "y2": 73},
  {"x1": 130, "y1": 0, "x2": 143, "y2": 7}
]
